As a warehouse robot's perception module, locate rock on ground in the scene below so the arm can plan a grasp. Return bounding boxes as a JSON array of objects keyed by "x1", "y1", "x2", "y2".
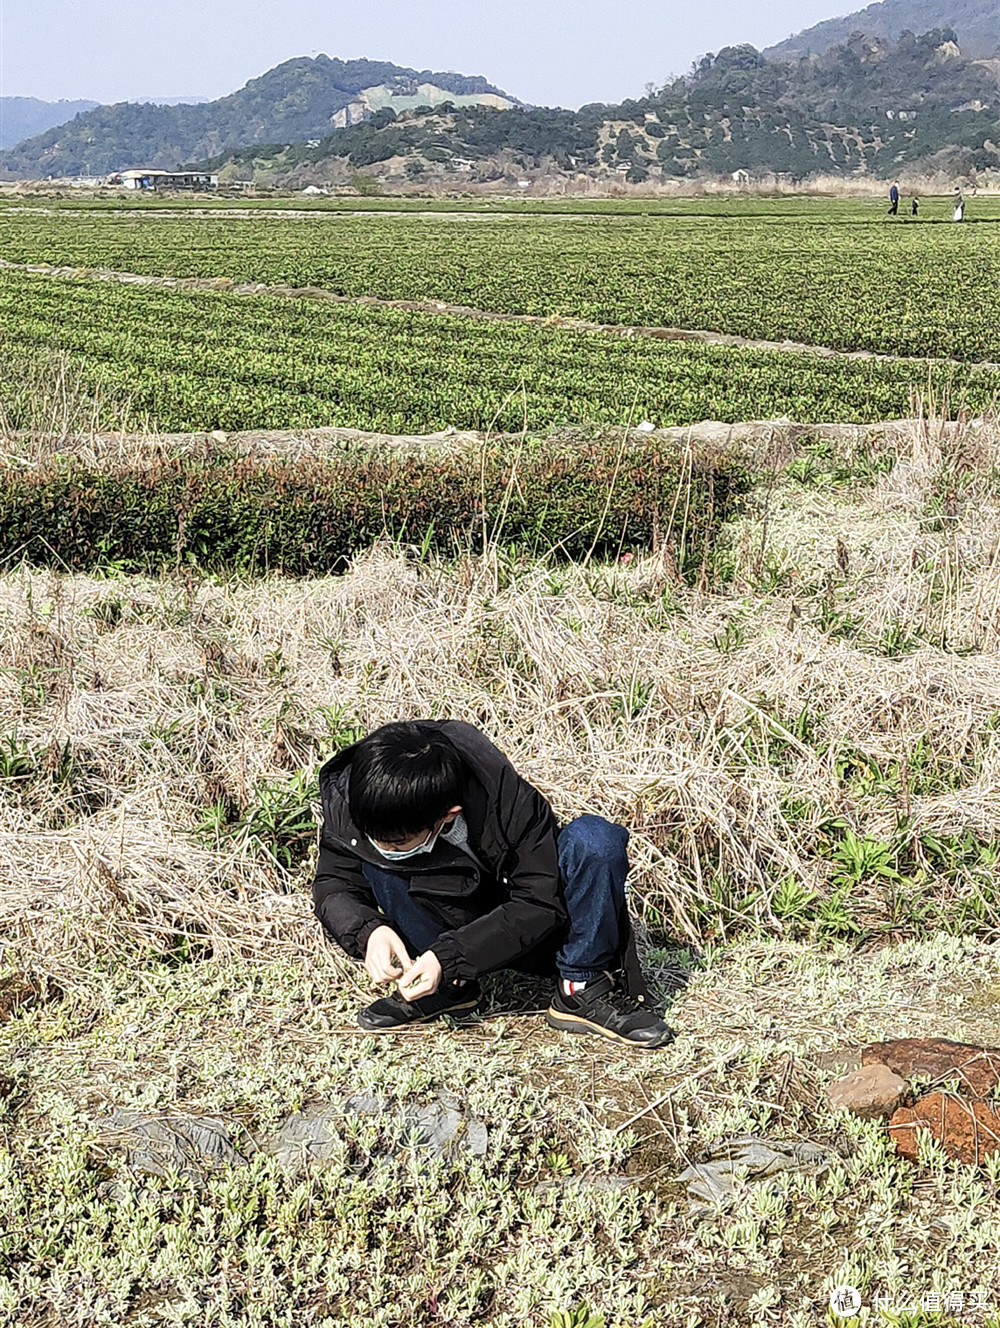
[
  {"x1": 889, "y1": 1092, "x2": 1000, "y2": 1165},
  {"x1": 0, "y1": 973, "x2": 59, "y2": 1021},
  {"x1": 863, "y1": 1037, "x2": 1000, "y2": 1097},
  {"x1": 102, "y1": 1110, "x2": 246, "y2": 1181},
  {"x1": 260, "y1": 1092, "x2": 488, "y2": 1174},
  {"x1": 827, "y1": 1063, "x2": 910, "y2": 1120},
  {"x1": 677, "y1": 1136, "x2": 832, "y2": 1210}
]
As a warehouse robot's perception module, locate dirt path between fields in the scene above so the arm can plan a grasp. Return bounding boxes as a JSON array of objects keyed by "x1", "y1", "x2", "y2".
[
  {"x1": 13, "y1": 416, "x2": 979, "y2": 467},
  {"x1": 0, "y1": 205, "x2": 598, "y2": 222},
  {"x1": 3, "y1": 255, "x2": 999, "y2": 374}
]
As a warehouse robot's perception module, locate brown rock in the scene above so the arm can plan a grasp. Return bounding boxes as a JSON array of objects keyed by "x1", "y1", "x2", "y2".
[
  {"x1": 862, "y1": 1037, "x2": 1000, "y2": 1097},
  {"x1": 0, "y1": 972, "x2": 62, "y2": 1023},
  {"x1": 828, "y1": 1063, "x2": 910, "y2": 1120},
  {"x1": 889, "y1": 1092, "x2": 1000, "y2": 1165}
]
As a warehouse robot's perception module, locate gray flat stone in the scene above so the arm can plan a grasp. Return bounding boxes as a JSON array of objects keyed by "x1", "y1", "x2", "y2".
[
  {"x1": 101, "y1": 1110, "x2": 246, "y2": 1181},
  {"x1": 678, "y1": 1135, "x2": 834, "y2": 1212},
  {"x1": 265, "y1": 1092, "x2": 489, "y2": 1173},
  {"x1": 262, "y1": 1102, "x2": 346, "y2": 1170}
]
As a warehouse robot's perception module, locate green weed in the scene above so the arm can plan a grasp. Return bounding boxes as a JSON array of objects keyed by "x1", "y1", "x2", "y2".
[
  {"x1": 194, "y1": 772, "x2": 317, "y2": 875},
  {"x1": 550, "y1": 1309, "x2": 606, "y2": 1328}
]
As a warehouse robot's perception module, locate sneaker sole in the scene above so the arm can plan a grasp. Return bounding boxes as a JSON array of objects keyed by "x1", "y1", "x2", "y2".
[
  {"x1": 544, "y1": 1006, "x2": 675, "y2": 1049},
  {"x1": 357, "y1": 996, "x2": 481, "y2": 1033}
]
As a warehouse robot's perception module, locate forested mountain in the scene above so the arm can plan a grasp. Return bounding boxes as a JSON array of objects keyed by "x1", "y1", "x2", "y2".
[
  {"x1": 0, "y1": 56, "x2": 515, "y2": 178},
  {"x1": 766, "y1": 0, "x2": 999, "y2": 61},
  {"x1": 194, "y1": 28, "x2": 1000, "y2": 186},
  {"x1": 0, "y1": 98, "x2": 99, "y2": 151}
]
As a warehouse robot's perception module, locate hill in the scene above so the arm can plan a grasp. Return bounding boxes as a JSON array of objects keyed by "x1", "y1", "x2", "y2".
[
  {"x1": 766, "y1": 0, "x2": 1000, "y2": 62},
  {"x1": 0, "y1": 97, "x2": 100, "y2": 151},
  {"x1": 193, "y1": 28, "x2": 1000, "y2": 187},
  {"x1": 0, "y1": 56, "x2": 516, "y2": 178}
]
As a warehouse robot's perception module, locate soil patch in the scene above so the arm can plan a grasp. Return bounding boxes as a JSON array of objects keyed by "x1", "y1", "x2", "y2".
[{"x1": 0, "y1": 971, "x2": 60, "y2": 1021}]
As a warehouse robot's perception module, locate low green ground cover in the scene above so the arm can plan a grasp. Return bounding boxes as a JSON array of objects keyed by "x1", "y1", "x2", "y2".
[
  {"x1": 1, "y1": 271, "x2": 996, "y2": 435},
  {"x1": 3, "y1": 938, "x2": 1000, "y2": 1328},
  {"x1": 2, "y1": 201, "x2": 1000, "y2": 359}
]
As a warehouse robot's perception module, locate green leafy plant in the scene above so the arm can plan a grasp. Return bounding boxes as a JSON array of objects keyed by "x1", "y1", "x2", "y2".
[
  {"x1": 195, "y1": 772, "x2": 318, "y2": 874},
  {"x1": 0, "y1": 733, "x2": 34, "y2": 783},
  {"x1": 831, "y1": 830, "x2": 899, "y2": 888},
  {"x1": 770, "y1": 875, "x2": 819, "y2": 930},
  {"x1": 816, "y1": 886, "x2": 863, "y2": 938},
  {"x1": 713, "y1": 615, "x2": 746, "y2": 653},
  {"x1": 544, "y1": 1151, "x2": 573, "y2": 1177},
  {"x1": 550, "y1": 1307, "x2": 606, "y2": 1328},
  {"x1": 875, "y1": 618, "x2": 924, "y2": 657}
]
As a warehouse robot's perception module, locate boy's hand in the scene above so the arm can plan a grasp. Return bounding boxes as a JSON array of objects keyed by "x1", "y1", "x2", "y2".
[
  {"x1": 365, "y1": 926, "x2": 413, "y2": 984},
  {"x1": 398, "y1": 951, "x2": 443, "y2": 1001}
]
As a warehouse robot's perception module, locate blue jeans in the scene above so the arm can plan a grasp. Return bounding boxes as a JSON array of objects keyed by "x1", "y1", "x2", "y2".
[{"x1": 361, "y1": 814, "x2": 628, "y2": 983}]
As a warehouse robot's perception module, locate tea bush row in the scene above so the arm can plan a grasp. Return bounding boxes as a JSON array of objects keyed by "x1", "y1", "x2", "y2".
[{"x1": 0, "y1": 438, "x2": 745, "y2": 575}]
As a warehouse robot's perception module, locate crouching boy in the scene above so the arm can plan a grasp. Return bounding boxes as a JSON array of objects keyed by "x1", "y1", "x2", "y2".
[{"x1": 312, "y1": 720, "x2": 674, "y2": 1049}]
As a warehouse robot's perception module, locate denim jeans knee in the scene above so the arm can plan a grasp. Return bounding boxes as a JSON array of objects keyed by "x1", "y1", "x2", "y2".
[
  {"x1": 558, "y1": 815, "x2": 629, "y2": 872},
  {"x1": 361, "y1": 863, "x2": 445, "y2": 957}
]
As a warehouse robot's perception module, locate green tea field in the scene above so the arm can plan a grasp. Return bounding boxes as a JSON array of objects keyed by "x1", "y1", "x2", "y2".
[{"x1": 3, "y1": 195, "x2": 1000, "y2": 434}]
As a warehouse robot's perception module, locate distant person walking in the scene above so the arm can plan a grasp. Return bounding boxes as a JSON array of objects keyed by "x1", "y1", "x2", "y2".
[
  {"x1": 911, "y1": 196, "x2": 919, "y2": 217},
  {"x1": 952, "y1": 187, "x2": 965, "y2": 222},
  {"x1": 888, "y1": 182, "x2": 900, "y2": 215}
]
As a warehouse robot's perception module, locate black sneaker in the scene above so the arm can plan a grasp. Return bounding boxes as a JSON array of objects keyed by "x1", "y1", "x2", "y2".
[
  {"x1": 545, "y1": 973, "x2": 675, "y2": 1049},
  {"x1": 357, "y1": 981, "x2": 482, "y2": 1033}
]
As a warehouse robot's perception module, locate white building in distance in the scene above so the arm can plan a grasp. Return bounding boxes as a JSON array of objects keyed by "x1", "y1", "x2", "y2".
[{"x1": 110, "y1": 169, "x2": 218, "y2": 190}]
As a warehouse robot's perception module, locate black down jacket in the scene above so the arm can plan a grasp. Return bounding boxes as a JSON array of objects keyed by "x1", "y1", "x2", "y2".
[{"x1": 312, "y1": 720, "x2": 568, "y2": 983}]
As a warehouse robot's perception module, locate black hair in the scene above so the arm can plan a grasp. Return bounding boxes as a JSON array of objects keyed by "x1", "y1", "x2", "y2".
[{"x1": 348, "y1": 722, "x2": 465, "y2": 842}]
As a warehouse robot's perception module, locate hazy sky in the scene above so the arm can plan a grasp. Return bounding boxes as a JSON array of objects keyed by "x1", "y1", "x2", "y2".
[{"x1": 3, "y1": 0, "x2": 846, "y2": 108}]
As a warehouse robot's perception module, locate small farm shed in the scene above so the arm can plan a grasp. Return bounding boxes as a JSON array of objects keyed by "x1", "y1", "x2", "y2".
[{"x1": 114, "y1": 169, "x2": 218, "y2": 190}]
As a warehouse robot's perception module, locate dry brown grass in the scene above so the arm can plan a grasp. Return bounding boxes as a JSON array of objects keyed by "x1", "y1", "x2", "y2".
[{"x1": 2, "y1": 409, "x2": 1000, "y2": 989}]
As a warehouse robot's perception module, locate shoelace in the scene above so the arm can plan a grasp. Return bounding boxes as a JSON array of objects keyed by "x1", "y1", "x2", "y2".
[{"x1": 588, "y1": 972, "x2": 651, "y2": 1016}]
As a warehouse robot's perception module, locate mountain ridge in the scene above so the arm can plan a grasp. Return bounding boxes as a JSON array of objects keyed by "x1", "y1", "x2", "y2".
[
  {"x1": 0, "y1": 97, "x2": 100, "y2": 152},
  {"x1": 0, "y1": 56, "x2": 516, "y2": 177},
  {"x1": 188, "y1": 29, "x2": 1000, "y2": 188},
  {"x1": 5, "y1": 27, "x2": 1000, "y2": 187},
  {"x1": 766, "y1": 0, "x2": 1000, "y2": 62}
]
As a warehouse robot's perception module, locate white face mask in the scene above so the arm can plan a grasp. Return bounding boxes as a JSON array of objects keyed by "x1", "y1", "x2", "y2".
[{"x1": 367, "y1": 825, "x2": 443, "y2": 862}]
